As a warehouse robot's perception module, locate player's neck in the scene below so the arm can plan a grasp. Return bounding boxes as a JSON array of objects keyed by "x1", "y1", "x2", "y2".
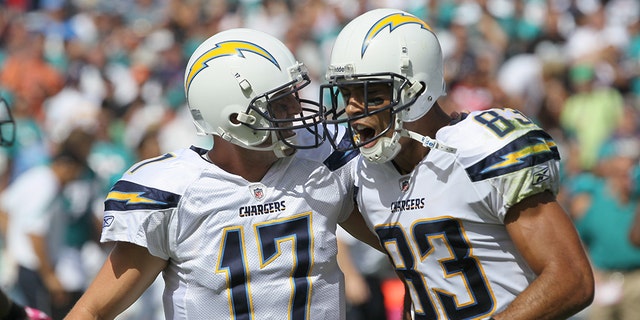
[
  {"x1": 207, "y1": 140, "x2": 278, "y2": 182},
  {"x1": 393, "y1": 104, "x2": 450, "y2": 174}
]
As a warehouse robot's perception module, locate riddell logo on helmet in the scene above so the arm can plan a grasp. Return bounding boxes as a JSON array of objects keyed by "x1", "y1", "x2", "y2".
[
  {"x1": 333, "y1": 66, "x2": 347, "y2": 73},
  {"x1": 328, "y1": 64, "x2": 355, "y2": 77}
]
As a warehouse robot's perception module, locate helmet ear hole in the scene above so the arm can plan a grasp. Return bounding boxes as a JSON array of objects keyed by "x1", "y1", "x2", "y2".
[{"x1": 229, "y1": 113, "x2": 241, "y2": 125}]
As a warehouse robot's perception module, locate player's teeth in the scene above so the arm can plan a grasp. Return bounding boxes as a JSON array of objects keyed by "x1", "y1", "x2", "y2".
[{"x1": 354, "y1": 124, "x2": 368, "y2": 131}]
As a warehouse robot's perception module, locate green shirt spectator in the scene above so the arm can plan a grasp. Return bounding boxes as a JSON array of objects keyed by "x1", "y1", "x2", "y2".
[{"x1": 560, "y1": 64, "x2": 624, "y2": 171}]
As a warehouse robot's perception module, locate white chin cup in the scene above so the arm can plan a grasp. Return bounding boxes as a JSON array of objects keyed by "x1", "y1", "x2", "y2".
[
  {"x1": 236, "y1": 131, "x2": 296, "y2": 158},
  {"x1": 360, "y1": 136, "x2": 401, "y2": 164},
  {"x1": 270, "y1": 131, "x2": 296, "y2": 158}
]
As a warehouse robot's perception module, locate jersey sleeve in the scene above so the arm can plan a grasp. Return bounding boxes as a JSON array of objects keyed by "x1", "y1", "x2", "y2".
[
  {"x1": 101, "y1": 149, "x2": 203, "y2": 260},
  {"x1": 102, "y1": 179, "x2": 178, "y2": 260},
  {"x1": 447, "y1": 108, "x2": 562, "y2": 221}
]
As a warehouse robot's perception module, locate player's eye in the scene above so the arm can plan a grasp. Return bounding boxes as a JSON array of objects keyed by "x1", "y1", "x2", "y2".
[
  {"x1": 338, "y1": 88, "x2": 351, "y2": 103},
  {"x1": 366, "y1": 97, "x2": 385, "y2": 107}
]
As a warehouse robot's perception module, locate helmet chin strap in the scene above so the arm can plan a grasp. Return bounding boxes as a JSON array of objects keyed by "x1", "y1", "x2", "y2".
[
  {"x1": 402, "y1": 130, "x2": 457, "y2": 153},
  {"x1": 359, "y1": 115, "x2": 456, "y2": 164}
]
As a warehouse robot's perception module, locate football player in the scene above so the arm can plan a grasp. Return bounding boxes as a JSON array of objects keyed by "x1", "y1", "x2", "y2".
[
  {"x1": 321, "y1": 8, "x2": 594, "y2": 320},
  {"x1": 66, "y1": 28, "x2": 378, "y2": 319}
]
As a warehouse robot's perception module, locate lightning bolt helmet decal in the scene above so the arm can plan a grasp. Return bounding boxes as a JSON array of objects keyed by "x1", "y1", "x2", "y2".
[
  {"x1": 361, "y1": 12, "x2": 433, "y2": 57},
  {"x1": 185, "y1": 40, "x2": 280, "y2": 93}
]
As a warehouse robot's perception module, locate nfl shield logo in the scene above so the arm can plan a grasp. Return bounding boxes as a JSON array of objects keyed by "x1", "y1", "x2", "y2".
[
  {"x1": 399, "y1": 178, "x2": 410, "y2": 192},
  {"x1": 254, "y1": 188, "x2": 264, "y2": 199},
  {"x1": 249, "y1": 183, "x2": 266, "y2": 201}
]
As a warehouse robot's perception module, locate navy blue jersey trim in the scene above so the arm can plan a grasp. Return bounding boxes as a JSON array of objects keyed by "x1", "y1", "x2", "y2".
[
  {"x1": 466, "y1": 130, "x2": 560, "y2": 182},
  {"x1": 105, "y1": 180, "x2": 181, "y2": 211},
  {"x1": 190, "y1": 145, "x2": 208, "y2": 155},
  {"x1": 323, "y1": 133, "x2": 359, "y2": 171}
]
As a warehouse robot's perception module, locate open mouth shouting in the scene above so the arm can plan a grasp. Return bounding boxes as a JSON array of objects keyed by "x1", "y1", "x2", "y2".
[{"x1": 352, "y1": 123, "x2": 378, "y2": 148}]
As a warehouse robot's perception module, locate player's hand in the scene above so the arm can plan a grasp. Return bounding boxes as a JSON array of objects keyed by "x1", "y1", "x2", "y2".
[
  {"x1": 24, "y1": 307, "x2": 52, "y2": 320},
  {"x1": 344, "y1": 274, "x2": 370, "y2": 305}
]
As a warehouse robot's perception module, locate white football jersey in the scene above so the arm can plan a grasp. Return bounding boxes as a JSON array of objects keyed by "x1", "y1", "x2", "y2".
[
  {"x1": 354, "y1": 108, "x2": 561, "y2": 320},
  {"x1": 102, "y1": 143, "x2": 357, "y2": 319}
]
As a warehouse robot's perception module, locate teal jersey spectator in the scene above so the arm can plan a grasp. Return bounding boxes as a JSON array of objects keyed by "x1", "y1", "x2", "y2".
[
  {"x1": 572, "y1": 173, "x2": 640, "y2": 271},
  {"x1": 88, "y1": 140, "x2": 136, "y2": 197},
  {"x1": 61, "y1": 173, "x2": 99, "y2": 249}
]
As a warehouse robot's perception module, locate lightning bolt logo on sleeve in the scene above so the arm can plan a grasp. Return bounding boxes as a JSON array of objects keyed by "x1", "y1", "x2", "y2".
[
  {"x1": 106, "y1": 191, "x2": 166, "y2": 205},
  {"x1": 482, "y1": 138, "x2": 557, "y2": 173},
  {"x1": 465, "y1": 130, "x2": 560, "y2": 182},
  {"x1": 105, "y1": 180, "x2": 181, "y2": 211},
  {"x1": 185, "y1": 40, "x2": 280, "y2": 93},
  {"x1": 362, "y1": 13, "x2": 433, "y2": 57}
]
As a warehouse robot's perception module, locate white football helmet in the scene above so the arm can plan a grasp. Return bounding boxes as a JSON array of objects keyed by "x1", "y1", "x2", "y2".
[
  {"x1": 321, "y1": 9, "x2": 448, "y2": 163},
  {"x1": 185, "y1": 28, "x2": 323, "y2": 157}
]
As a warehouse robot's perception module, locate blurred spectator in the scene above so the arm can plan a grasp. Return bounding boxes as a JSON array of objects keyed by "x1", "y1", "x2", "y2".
[
  {"x1": 0, "y1": 129, "x2": 94, "y2": 319},
  {"x1": 496, "y1": 45, "x2": 545, "y2": 117},
  {"x1": 0, "y1": 28, "x2": 64, "y2": 123},
  {"x1": 536, "y1": 63, "x2": 570, "y2": 139},
  {"x1": 42, "y1": 65, "x2": 100, "y2": 147},
  {"x1": 87, "y1": 103, "x2": 136, "y2": 202},
  {"x1": 0, "y1": 95, "x2": 50, "y2": 190},
  {"x1": 0, "y1": 95, "x2": 53, "y2": 320},
  {"x1": 244, "y1": 0, "x2": 292, "y2": 41},
  {"x1": 568, "y1": 136, "x2": 640, "y2": 320},
  {"x1": 493, "y1": 0, "x2": 545, "y2": 57},
  {"x1": 560, "y1": 63, "x2": 624, "y2": 171},
  {"x1": 122, "y1": 0, "x2": 169, "y2": 37},
  {"x1": 624, "y1": 18, "x2": 640, "y2": 98},
  {"x1": 0, "y1": 287, "x2": 52, "y2": 320},
  {"x1": 446, "y1": 46, "x2": 512, "y2": 114},
  {"x1": 630, "y1": 199, "x2": 640, "y2": 248}
]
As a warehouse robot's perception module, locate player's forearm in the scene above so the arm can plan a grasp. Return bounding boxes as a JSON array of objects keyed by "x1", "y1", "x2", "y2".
[
  {"x1": 336, "y1": 240, "x2": 361, "y2": 279},
  {"x1": 66, "y1": 274, "x2": 135, "y2": 320},
  {"x1": 66, "y1": 242, "x2": 167, "y2": 319},
  {"x1": 64, "y1": 303, "x2": 102, "y2": 320},
  {"x1": 339, "y1": 208, "x2": 383, "y2": 252},
  {"x1": 490, "y1": 269, "x2": 593, "y2": 320}
]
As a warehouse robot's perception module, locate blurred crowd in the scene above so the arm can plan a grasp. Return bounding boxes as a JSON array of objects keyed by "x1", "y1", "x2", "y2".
[{"x1": 0, "y1": 0, "x2": 640, "y2": 319}]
